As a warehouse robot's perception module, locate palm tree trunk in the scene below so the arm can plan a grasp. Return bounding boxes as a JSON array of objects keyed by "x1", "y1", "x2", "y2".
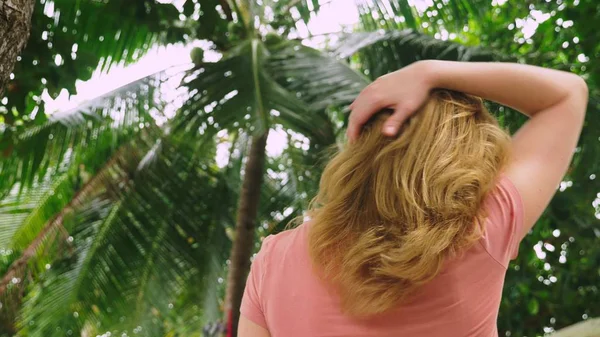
[
  {"x1": 0, "y1": 0, "x2": 35, "y2": 96},
  {"x1": 224, "y1": 131, "x2": 269, "y2": 337}
]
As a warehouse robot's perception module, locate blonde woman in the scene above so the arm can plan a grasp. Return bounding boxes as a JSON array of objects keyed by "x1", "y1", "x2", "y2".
[{"x1": 238, "y1": 61, "x2": 588, "y2": 337}]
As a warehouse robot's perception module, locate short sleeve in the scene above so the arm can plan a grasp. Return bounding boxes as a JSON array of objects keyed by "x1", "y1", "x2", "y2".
[
  {"x1": 481, "y1": 175, "x2": 525, "y2": 267},
  {"x1": 239, "y1": 236, "x2": 273, "y2": 329}
]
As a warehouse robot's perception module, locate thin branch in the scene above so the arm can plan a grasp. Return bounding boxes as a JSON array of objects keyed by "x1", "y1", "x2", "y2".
[{"x1": 290, "y1": 31, "x2": 340, "y2": 41}]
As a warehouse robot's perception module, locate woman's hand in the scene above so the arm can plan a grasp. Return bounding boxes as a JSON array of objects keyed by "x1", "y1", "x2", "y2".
[{"x1": 347, "y1": 61, "x2": 433, "y2": 142}]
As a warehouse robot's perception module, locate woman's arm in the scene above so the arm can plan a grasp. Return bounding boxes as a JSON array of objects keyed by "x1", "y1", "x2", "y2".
[
  {"x1": 347, "y1": 60, "x2": 588, "y2": 235},
  {"x1": 424, "y1": 61, "x2": 587, "y2": 117}
]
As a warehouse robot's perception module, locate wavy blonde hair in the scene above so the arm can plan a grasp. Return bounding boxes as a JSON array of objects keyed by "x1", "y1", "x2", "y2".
[{"x1": 307, "y1": 90, "x2": 511, "y2": 316}]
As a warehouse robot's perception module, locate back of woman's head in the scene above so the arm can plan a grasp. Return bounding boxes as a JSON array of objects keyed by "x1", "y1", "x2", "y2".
[{"x1": 308, "y1": 90, "x2": 511, "y2": 316}]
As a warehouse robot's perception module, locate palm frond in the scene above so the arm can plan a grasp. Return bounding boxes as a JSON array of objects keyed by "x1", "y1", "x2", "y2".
[
  {"x1": 331, "y1": 29, "x2": 505, "y2": 79},
  {"x1": 0, "y1": 70, "x2": 170, "y2": 199},
  {"x1": 0, "y1": 175, "x2": 73, "y2": 249},
  {"x1": 267, "y1": 39, "x2": 368, "y2": 114},
  {"x1": 177, "y1": 38, "x2": 333, "y2": 145},
  {"x1": 17, "y1": 198, "x2": 116, "y2": 336},
  {"x1": 0, "y1": 141, "x2": 143, "y2": 298},
  {"x1": 260, "y1": 131, "x2": 328, "y2": 232},
  {"x1": 0, "y1": 102, "x2": 167, "y2": 331},
  {"x1": 355, "y1": 0, "x2": 490, "y2": 34}
]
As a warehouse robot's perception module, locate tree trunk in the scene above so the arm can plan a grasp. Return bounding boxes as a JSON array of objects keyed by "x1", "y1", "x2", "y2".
[
  {"x1": 0, "y1": 0, "x2": 35, "y2": 96},
  {"x1": 224, "y1": 131, "x2": 269, "y2": 337}
]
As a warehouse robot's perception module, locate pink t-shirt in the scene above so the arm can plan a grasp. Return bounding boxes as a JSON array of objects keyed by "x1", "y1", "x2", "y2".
[{"x1": 241, "y1": 176, "x2": 524, "y2": 337}]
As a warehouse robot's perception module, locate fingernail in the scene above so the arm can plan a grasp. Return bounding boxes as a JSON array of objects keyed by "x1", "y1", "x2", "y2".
[{"x1": 384, "y1": 126, "x2": 396, "y2": 135}]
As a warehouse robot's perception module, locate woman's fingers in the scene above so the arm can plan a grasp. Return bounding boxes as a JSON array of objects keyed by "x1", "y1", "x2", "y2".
[
  {"x1": 347, "y1": 101, "x2": 372, "y2": 142},
  {"x1": 382, "y1": 108, "x2": 409, "y2": 136},
  {"x1": 347, "y1": 84, "x2": 390, "y2": 142},
  {"x1": 346, "y1": 64, "x2": 433, "y2": 141}
]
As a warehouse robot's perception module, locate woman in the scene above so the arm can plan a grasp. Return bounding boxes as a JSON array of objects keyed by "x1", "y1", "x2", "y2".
[{"x1": 238, "y1": 60, "x2": 588, "y2": 336}]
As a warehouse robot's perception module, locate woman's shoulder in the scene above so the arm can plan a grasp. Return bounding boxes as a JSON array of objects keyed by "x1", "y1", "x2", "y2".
[
  {"x1": 480, "y1": 174, "x2": 525, "y2": 267},
  {"x1": 255, "y1": 221, "x2": 311, "y2": 270},
  {"x1": 260, "y1": 221, "x2": 310, "y2": 252}
]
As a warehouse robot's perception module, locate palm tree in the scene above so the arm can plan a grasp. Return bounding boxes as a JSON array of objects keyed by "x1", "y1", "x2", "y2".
[
  {"x1": 175, "y1": 25, "x2": 361, "y2": 337},
  {"x1": 1, "y1": 0, "x2": 355, "y2": 333}
]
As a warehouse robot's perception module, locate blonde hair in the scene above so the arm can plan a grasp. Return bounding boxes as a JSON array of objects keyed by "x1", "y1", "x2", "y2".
[{"x1": 307, "y1": 90, "x2": 511, "y2": 316}]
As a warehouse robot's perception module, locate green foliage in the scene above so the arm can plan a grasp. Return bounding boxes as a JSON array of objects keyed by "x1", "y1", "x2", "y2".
[
  {"x1": 0, "y1": 71, "x2": 165, "y2": 199},
  {"x1": 459, "y1": 2, "x2": 600, "y2": 335},
  {"x1": 191, "y1": 0, "x2": 232, "y2": 50},
  {"x1": 227, "y1": 21, "x2": 246, "y2": 40},
  {"x1": 2, "y1": 0, "x2": 188, "y2": 126},
  {"x1": 0, "y1": 70, "x2": 173, "y2": 334},
  {"x1": 178, "y1": 38, "x2": 338, "y2": 145},
  {"x1": 333, "y1": 29, "x2": 506, "y2": 79}
]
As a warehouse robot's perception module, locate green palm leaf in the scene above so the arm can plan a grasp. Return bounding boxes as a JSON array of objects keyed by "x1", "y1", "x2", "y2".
[
  {"x1": 264, "y1": 0, "x2": 322, "y2": 33},
  {"x1": 49, "y1": 0, "x2": 188, "y2": 71},
  {"x1": 17, "y1": 138, "x2": 232, "y2": 336},
  {"x1": 0, "y1": 175, "x2": 73, "y2": 249},
  {"x1": 332, "y1": 29, "x2": 504, "y2": 79},
  {"x1": 355, "y1": 0, "x2": 489, "y2": 34},
  {"x1": 0, "y1": 70, "x2": 169, "y2": 199},
  {"x1": 177, "y1": 39, "x2": 318, "y2": 141},
  {"x1": 267, "y1": 39, "x2": 368, "y2": 113},
  {"x1": 0, "y1": 70, "x2": 177, "y2": 334},
  {"x1": 17, "y1": 198, "x2": 116, "y2": 336}
]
